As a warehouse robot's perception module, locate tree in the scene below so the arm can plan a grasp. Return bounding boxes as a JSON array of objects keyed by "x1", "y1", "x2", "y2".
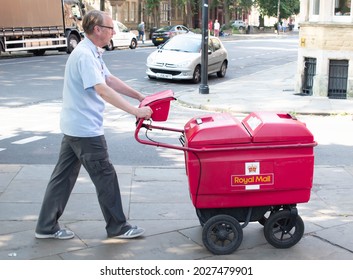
[
  {"x1": 226, "y1": 0, "x2": 253, "y2": 23},
  {"x1": 255, "y1": 0, "x2": 299, "y2": 19},
  {"x1": 175, "y1": 0, "x2": 195, "y2": 28},
  {"x1": 146, "y1": 0, "x2": 161, "y2": 28}
]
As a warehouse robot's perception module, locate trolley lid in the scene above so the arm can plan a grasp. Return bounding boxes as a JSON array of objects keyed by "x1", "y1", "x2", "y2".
[
  {"x1": 184, "y1": 113, "x2": 252, "y2": 146},
  {"x1": 139, "y1": 90, "x2": 176, "y2": 121},
  {"x1": 242, "y1": 112, "x2": 315, "y2": 143}
]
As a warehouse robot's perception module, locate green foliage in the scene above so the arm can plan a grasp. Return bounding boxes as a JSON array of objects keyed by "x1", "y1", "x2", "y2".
[
  {"x1": 238, "y1": 0, "x2": 254, "y2": 13},
  {"x1": 145, "y1": 0, "x2": 160, "y2": 15},
  {"x1": 255, "y1": 0, "x2": 299, "y2": 18}
]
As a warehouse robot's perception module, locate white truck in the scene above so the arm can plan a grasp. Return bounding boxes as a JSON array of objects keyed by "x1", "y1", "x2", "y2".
[{"x1": 0, "y1": 0, "x2": 85, "y2": 56}]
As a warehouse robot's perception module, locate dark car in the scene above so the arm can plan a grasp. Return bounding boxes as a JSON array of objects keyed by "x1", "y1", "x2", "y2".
[{"x1": 151, "y1": 25, "x2": 191, "y2": 46}]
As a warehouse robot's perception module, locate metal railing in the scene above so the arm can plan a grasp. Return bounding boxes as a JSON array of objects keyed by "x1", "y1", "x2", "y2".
[
  {"x1": 302, "y1": 57, "x2": 316, "y2": 96},
  {"x1": 328, "y1": 59, "x2": 348, "y2": 99}
]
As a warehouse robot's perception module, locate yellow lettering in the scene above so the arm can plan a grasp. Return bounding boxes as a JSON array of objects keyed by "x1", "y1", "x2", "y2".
[
  {"x1": 232, "y1": 174, "x2": 273, "y2": 186},
  {"x1": 255, "y1": 175, "x2": 271, "y2": 183}
]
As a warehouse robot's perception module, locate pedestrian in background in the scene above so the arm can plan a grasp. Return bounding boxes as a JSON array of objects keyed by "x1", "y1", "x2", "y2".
[
  {"x1": 282, "y1": 19, "x2": 288, "y2": 33},
  {"x1": 214, "y1": 19, "x2": 220, "y2": 37},
  {"x1": 35, "y1": 10, "x2": 152, "y2": 240},
  {"x1": 138, "y1": 21, "x2": 145, "y2": 44},
  {"x1": 208, "y1": 19, "x2": 213, "y2": 36}
]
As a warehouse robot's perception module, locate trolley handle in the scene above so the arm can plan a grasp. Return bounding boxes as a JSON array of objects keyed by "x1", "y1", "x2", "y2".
[{"x1": 135, "y1": 118, "x2": 187, "y2": 151}]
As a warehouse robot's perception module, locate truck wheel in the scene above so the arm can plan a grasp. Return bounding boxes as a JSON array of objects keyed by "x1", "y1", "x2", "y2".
[
  {"x1": 67, "y1": 33, "x2": 80, "y2": 54},
  {"x1": 0, "y1": 42, "x2": 4, "y2": 55},
  {"x1": 31, "y1": 49, "x2": 46, "y2": 56}
]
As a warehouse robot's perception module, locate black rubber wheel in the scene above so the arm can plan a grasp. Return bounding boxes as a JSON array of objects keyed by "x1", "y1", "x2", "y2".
[
  {"x1": 217, "y1": 61, "x2": 227, "y2": 78},
  {"x1": 264, "y1": 210, "x2": 304, "y2": 249},
  {"x1": 105, "y1": 40, "x2": 114, "y2": 51},
  {"x1": 202, "y1": 214, "x2": 243, "y2": 255},
  {"x1": 130, "y1": 39, "x2": 137, "y2": 49},
  {"x1": 67, "y1": 33, "x2": 80, "y2": 54},
  {"x1": 31, "y1": 49, "x2": 46, "y2": 56},
  {"x1": 192, "y1": 65, "x2": 201, "y2": 84}
]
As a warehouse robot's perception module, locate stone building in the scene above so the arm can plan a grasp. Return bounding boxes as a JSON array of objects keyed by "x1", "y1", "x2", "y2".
[
  {"x1": 84, "y1": 0, "x2": 185, "y2": 32},
  {"x1": 297, "y1": 0, "x2": 353, "y2": 99}
]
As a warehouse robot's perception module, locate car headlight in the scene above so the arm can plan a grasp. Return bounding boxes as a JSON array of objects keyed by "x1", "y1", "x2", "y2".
[
  {"x1": 175, "y1": 60, "x2": 191, "y2": 68},
  {"x1": 147, "y1": 56, "x2": 155, "y2": 65}
]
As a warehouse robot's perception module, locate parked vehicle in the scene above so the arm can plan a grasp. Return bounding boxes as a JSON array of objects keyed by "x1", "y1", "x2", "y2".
[
  {"x1": 105, "y1": 21, "x2": 137, "y2": 51},
  {"x1": 231, "y1": 20, "x2": 246, "y2": 30},
  {"x1": 146, "y1": 33, "x2": 228, "y2": 83},
  {"x1": 151, "y1": 25, "x2": 191, "y2": 46},
  {"x1": 0, "y1": 0, "x2": 85, "y2": 56}
]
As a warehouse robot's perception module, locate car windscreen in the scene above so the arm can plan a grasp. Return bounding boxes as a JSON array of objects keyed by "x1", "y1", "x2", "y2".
[
  {"x1": 162, "y1": 37, "x2": 201, "y2": 53},
  {"x1": 156, "y1": 26, "x2": 172, "y2": 32}
]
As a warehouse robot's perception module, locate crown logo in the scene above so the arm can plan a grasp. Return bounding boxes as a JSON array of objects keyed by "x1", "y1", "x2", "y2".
[{"x1": 248, "y1": 165, "x2": 257, "y2": 173}]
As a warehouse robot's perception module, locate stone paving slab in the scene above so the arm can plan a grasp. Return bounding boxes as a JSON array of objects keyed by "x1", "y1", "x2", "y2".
[{"x1": 0, "y1": 164, "x2": 353, "y2": 261}]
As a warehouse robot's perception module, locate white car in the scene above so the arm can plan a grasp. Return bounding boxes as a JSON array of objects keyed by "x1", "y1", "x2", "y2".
[
  {"x1": 105, "y1": 21, "x2": 137, "y2": 50},
  {"x1": 146, "y1": 33, "x2": 228, "y2": 83},
  {"x1": 231, "y1": 20, "x2": 246, "y2": 30}
]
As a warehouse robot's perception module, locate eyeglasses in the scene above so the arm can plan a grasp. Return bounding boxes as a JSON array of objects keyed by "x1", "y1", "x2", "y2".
[{"x1": 98, "y1": 25, "x2": 114, "y2": 31}]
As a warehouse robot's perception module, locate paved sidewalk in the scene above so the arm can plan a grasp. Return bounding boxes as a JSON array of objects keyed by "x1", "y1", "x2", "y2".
[
  {"x1": 1, "y1": 164, "x2": 353, "y2": 260},
  {"x1": 177, "y1": 60, "x2": 353, "y2": 115}
]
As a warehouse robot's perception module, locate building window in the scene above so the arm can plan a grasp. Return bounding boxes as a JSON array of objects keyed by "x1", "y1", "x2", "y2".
[
  {"x1": 334, "y1": 0, "x2": 351, "y2": 16},
  {"x1": 328, "y1": 60, "x2": 348, "y2": 99},
  {"x1": 309, "y1": 0, "x2": 320, "y2": 21},
  {"x1": 313, "y1": 0, "x2": 320, "y2": 15},
  {"x1": 130, "y1": 2, "x2": 136, "y2": 22},
  {"x1": 162, "y1": 3, "x2": 169, "y2": 23},
  {"x1": 124, "y1": 2, "x2": 129, "y2": 22}
]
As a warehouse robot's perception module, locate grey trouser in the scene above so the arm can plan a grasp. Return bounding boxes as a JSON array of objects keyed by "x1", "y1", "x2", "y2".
[{"x1": 35, "y1": 135, "x2": 129, "y2": 237}]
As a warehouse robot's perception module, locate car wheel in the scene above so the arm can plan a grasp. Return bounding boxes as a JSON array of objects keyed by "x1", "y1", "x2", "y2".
[
  {"x1": 130, "y1": 39, "x2": 137, "y2": 49},
  {"x1": 217, "y1": 61, "x2": 227, "y2": 78},
  {"x1": 192, "y1": 65, "x2": 201, "y2": 84},
  {"x1": 105, "y1": 40, "x2": 114, "y2": 51}
]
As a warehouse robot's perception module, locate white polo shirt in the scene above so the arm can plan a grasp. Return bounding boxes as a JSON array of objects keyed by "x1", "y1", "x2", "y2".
[{"x1": 60, "y1": 38, "x2": 111, "y2": 137}]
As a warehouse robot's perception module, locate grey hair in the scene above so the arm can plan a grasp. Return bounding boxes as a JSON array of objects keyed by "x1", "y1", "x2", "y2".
[{"x1": 82, "y1": 10, "x2": 108, "y2": 35}]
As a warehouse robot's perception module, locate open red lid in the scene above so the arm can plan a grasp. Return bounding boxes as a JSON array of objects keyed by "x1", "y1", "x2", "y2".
[{"x1": 139, "y1": 90, "x2": 175, "y2": 121}]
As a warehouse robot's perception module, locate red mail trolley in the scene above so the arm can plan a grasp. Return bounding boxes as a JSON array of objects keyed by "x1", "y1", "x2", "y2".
[{"x1": 135, "y1": 90, "x2": 317, "y2": 255}]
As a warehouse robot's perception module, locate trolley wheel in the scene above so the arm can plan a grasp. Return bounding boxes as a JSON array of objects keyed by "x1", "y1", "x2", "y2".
[
  {"x1": 202, "y1": 214, "x2": 243, "y2": 255},
  {"x1": 264, "y1": 210, "x2": 304, "y2": 249}
]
